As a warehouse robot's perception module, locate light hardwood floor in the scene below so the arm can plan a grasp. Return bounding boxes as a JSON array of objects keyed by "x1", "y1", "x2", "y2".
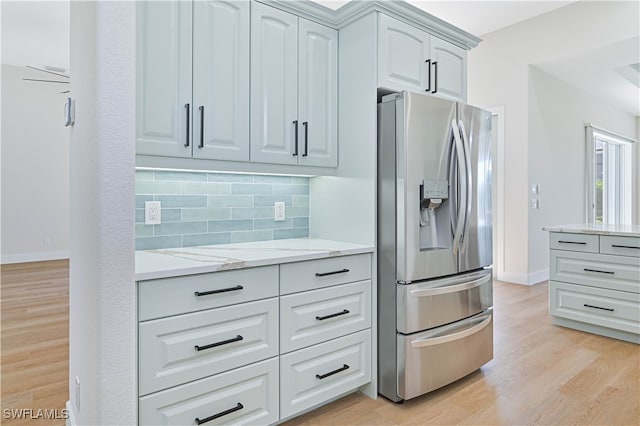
[{"x1": 0, "y1": 262, "x2": 638, "y2": 425}]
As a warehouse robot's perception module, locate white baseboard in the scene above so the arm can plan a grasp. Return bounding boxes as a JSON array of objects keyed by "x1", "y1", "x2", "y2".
[
  {"x1": 1, "y1": 250, "x2": 69, "y2": 265},
  {"x1": 65, "y1": 401, "x2": 77, "y2": 426},
  {"x1": 528, "y1": 268, "x2": 549, "y2": 285},
  {"x1": 497, "y1": 269, "x2": 549, "y2": 286}
]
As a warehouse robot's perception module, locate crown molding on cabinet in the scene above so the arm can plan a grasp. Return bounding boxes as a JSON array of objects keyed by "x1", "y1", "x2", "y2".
[{"x1": 261, "y1": 0, "x2": 482, "y2": 50}]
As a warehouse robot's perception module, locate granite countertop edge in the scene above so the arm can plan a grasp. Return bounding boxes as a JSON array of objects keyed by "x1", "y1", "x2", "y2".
[{"x1": 542, "y1": 223, "x2": 640, "y2": 238}]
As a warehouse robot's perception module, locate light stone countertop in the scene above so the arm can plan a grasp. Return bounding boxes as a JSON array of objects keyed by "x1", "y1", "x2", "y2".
[
  {"x1": 542, "y1": 223, "x2": 640, "y2": 238},
  {"x1": 135, "y1": 238, "x2": 374, "y2": 281}
]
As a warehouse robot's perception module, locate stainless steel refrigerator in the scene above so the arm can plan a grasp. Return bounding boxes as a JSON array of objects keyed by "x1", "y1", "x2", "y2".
[{"x1": 377, "y1": 91, "x2": 493, "y2": 402}]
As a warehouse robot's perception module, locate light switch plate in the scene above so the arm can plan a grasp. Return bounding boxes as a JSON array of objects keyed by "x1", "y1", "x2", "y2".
[{"x1": 531, "y1": 184, "x2": 539, "y2": 194}]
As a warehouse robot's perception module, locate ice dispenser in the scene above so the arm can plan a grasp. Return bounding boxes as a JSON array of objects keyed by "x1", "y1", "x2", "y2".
[{"x1": 419, "y1": 180, "x2": 450, "y2": 250}]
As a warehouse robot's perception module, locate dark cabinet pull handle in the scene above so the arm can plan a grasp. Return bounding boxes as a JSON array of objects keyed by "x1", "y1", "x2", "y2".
[
  {"x1": 425, "y1": 59, "x2": 431, "y2": 92},
  {"x1": 194, "y1": 335, "x2": 243, "y2": 352},
  {"x1": 584, "y1": 304, "x2": 614, "y2": 312},
  {"x1": 194, "y1": 285, "x2": 243, "y2": 297},
  {"x1": 198, "y1": 105, "x2": 205, "y2": 148},
  {"x1": 293, "y1": 120, "x2": 299, "y2": 156},
  {"x1": 583, "y1": 268, "x2": 614, "y2": 275},
  {"x1": 316, "y1": 364, "x2": 349, "y2": 380},
  {"x1": 432, "y1": 61, "x2": 438, "y2": 94},
  {"x1": 611, "y1": 244, "x2": 640, "y2": 249},
  {"x1": 315, "y1": 268, "x2": 349, "y2": 277},
  {"x1": 302, "y1": 121, "x2": 308, "y2": 157},
  {"x1": 184, "y1": 103, "x2": 190, "y2": 147},
  {"x1": 316, "y1": 309, "x2": 350, "y2": 321},
  {"x1": 558, "y1": 241, "x2": 586, "y2": 245},
  {"x1": 195, "y1": 403, "x2": 243, "y2": 425}
]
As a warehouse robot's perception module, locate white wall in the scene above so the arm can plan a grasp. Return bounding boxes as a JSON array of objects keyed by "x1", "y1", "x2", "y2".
[
  {"x1": 0, "y1": 64, "x2": 69, "y2": 263},
  {"x1": 468, "y1": 0, "x2": 640, "y2": 284}
]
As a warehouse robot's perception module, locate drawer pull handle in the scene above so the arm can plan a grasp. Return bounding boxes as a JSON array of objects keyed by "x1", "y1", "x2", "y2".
[
  {"x1": 315, "y1": 268, "x2": 349, "y2": 277},
  {"x1": 611, "y1": 244, "x2": 640, "y2": 250},
  {"x1": 194, "y1": 285, "x2": 243, "y2": 296},
  {"x1": 316, "y1": 364, "x2": 350, "y2": 380},
  {"x1": 195, "y1": 402, "x2": 243, "y2": 425},
  {"x1": 583, "y1": 304, "x2": 614, "y2": 312},
  {"x1": 558, "y1": 241, "x2": 586, "y2": 245},
  {"x1": 194, "y1": 335, "x2": 243, "y2": 352},
  {"x1": 583, "y1": 268, "x2": 614, "y2": 275},
  {"x1": 316, "y1": 309, "x2": 350, "y2": 321}
]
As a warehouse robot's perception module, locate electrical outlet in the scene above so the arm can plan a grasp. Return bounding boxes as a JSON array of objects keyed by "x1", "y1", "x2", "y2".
[
  {"x1": 145, "y1": 201, "x2": 161, "y2": 225},
  {"x1": 274, "y1": 202, "x2": 286, "y2": 221}
]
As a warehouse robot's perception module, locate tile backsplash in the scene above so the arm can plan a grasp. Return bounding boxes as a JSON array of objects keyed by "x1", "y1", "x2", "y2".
[{"x1": 135, "y1": 170, "x2": 310, "y2": 250}]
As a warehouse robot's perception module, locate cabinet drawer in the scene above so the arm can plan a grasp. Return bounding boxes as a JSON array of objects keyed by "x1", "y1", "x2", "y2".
[
  {"x1": 280, "y1": 330, "x2": 371, "y2": 419},
  {"x1": 549, "y1": 232, "x2": 599, "y2": 253},
  {"x1": 139, "y1": 357, "x2": 279, "y2": 426},
  {"x1": 550, "y1": 250, "x2": 640, "y2": 293},
  {"x1": 138, "y1": 266, "x2": 278, "y2": 321},
  {"x1": 280, "y1": 280, "x2": 371, "y2": 353},
  {"x1": 600, "y1": 235, "x2": 640, "y2": 258},
  {"x1": 280, "y1": 254, "x2": 371, "y2": 295},
  {"x1": 139, "y1": 298, "x2": 278, "y2": 396},
  {"x1": 549, "y1": 281, "x2": 640, "y2": 334}
]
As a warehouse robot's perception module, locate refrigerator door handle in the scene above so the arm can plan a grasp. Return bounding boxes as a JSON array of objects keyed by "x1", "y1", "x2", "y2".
[
  {"x1": 451, "y1": 120, "x2": 467, "y2": 256},
  {"x1": 409, "y1": 273, "x2": 492, "y2": 297},
  {"x1": 409, "y1": 313, "x2": 492, "y2": 348},
  {"x1": 458, "y1": 120, "x2": 473, "y2": 253}
]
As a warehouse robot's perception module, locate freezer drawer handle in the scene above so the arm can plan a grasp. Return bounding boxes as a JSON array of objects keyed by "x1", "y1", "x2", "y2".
[
  {"x1": 410, "y1": 273, "x2": 491, "y2": 298},
  {"x1": 583, "y1": 268, "x2": 614, "y2": 275},
  {"x1": 410, "y1": 314, "x2": 492, "y2": 348},
  {"x1": 316, "y1": 309, "x2": 350, "y2": 321},
  {"x1": 195, "y1": 403, "x2": 243, "y2": 425},
  {"x1": 316, "y1": 364, "x2": 350, "y2": 380},
  {"x1": 583, "y1": 304, "x2": 614, "y2": 312},
  {"x1": 194, "y1": 285, "x2": 243, "y2": 296},
  {"x1": 558, "y1": 240, "x2": 586, "y2": 245},
  {"x1": 194, "y1": 335, "x2": 243, "y2": 352},
  {"x1": 315, "y1": 268, "x2": 349, "y2": 277},
  {"x1": 611, "y1": 244, "x2": 640, "y2": 250}
]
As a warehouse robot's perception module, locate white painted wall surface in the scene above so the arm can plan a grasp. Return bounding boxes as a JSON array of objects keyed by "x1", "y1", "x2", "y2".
[
  {"x1": 68, "y1": 2, "x2": 136, "y2": 424},
  {"x1": 0, "y1": 64, "x2": 69, "y2": 263},
  {"x1": 468, "y1": 0, "x2": 639, "y2": 284}
]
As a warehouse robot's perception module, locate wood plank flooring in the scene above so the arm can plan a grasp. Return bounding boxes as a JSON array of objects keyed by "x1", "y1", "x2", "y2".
[
  {"x1": 1, "y1": 260, "x2": 69, "y2": 426},
  {"x1": 1, "y1": 262, "x2": 638, "y2": 425}
]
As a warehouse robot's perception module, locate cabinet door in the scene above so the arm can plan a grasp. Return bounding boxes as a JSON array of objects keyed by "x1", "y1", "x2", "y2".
[
  {"x1": 193, "y1": 0, "x2": 250, "y2": 161},
  {"x1": 430, "y1": 36, "x2": 467, "y2": 102},
  {"x1": 298, "y1": 19, "x2": 338, "y2": 168},
  {"x1": 136, "y1": 1, "x2": 192, "y2": 157},
  {"x1": 250, "y1": 2, "x2": 298, "y2": 165},
  {"x1": 377, "y1": 14, "x2": 430, "y2": 93}
]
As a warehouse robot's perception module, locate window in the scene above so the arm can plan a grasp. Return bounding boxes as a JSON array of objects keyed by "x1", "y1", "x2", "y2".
[{"x1": 586, "y1": 125, "x2": 636, "y2": 225}]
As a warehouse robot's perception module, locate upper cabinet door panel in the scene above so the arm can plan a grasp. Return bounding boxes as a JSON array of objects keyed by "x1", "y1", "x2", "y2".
[
  {"x1": 250, "y1": 3, "x2": 298, "y2": 165},
  {"x1": 298, "y1": 19, "x2": 338, "y2": 168},
  {"x1": 136, "y1": 1, "x2": 192, "y2": 157},
  {"x1": 377, "y1": 14, "x2": 430, "y2": 93},
  {"x1": 193, "y1": 0, "x2": 250, "y2": 162},
  {"x1": 430, "y1": 36, "x2": 467, "y2": 102}
]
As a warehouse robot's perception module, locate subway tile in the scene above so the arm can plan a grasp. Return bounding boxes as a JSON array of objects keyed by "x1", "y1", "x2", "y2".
[
  {"x1": 231, "y1": 230, "x2": 273, "y2": 244},
  {"x1": 135, "y1": 224, "x2": 154, "y2": 238},
  {"x1": 181, "y1": 182, "x2": 230, "y2": 195},
  {"x1": 136, "y1": 195, "x2": 153, "y2": 209},
  {"x1": 231, "y1": 183, "x2": 273, "y2": 195},
  {"x1": 208, "y1": 219, "x2": 254, "y2": 233},
  {"x1": 232, "y1": 207, "x2": 274, "y2": 220},
  {"x1": 254, "y1": 218, "x2": 293, "y2": 230},
  {"x1": 161, "y1": 208, "x2": 182, "y2": 222},
  {"x1": 253, "y1": 175, "x2": 292, "y2": 184},
  {"x1": 208, "y1": 173, "x2": 253, "y2": 183},
  {"x1": 135, "y1": 170, "x2": 154, "y2": 181},
  {"x1": 254, "y1": 195, "x2": 292, "y2": 207},
  {"x1": 154, "y1": 170, "x2": 207, "y2": 182},
  {"x1": 273, "y1": 184, "x2": 309, "y2": 196},
  {"x1": 135, "y1": 180, "x2": 181, "y2": 195},
  {"x1": 291, "y1": 176, "x2": 309, "y2": 185},
  {"x1": 155, "y1": 195, "x2": 207, "y2": 208},
  {"x1": 154, "y1": 221, "x2": 207, "y2": 236},
  {"x1": 182, "y1": 233, "x2": 231, "y2": 247},
  {"x1": 182, "y1": 208, "x2": 231, "y2": 221},
  {"x1": 274, "y1": 228, "x2": 309, "y2": 240},
  {"x1": 136, "y1": 236, "x2": 181, "y2": 251},
  {"x1": 135, "y1": 209, "x2": 144, "y2": 223},
  {"x1": 287, "y1": 207, "x2": 309, "y2": 217},
  {"x1": 208, "y1": 195, "x2": 253, "y2": 208},
  {"x1": 293, "y1": 217, "x2": 309, "y2": 228},
  {"x1": 292, "y1": 195, "x2": 309, "y2": 207}
]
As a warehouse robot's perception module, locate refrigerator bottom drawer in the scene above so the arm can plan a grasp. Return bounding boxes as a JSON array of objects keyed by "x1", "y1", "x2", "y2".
[{"x1": 397, "y1": 310, "x2": 493, "y2": 400}]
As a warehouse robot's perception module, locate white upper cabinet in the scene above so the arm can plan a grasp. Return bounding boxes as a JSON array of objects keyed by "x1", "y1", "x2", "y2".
[
  {"x1": 136, "y1": 1, "x2": 192, "y2": 157},
  {"x1": 251, "y1": 2, "x2": 338, "y2": 167},
  {"x1": 137, "y1": 0, "x2": 250, "y2": 161},
  {"x1": 377, "y1": 13, "x2": 467, "y2": 102},
  {"x1": 193, "y1": 0, "x2": 250, "y2": 161}
]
